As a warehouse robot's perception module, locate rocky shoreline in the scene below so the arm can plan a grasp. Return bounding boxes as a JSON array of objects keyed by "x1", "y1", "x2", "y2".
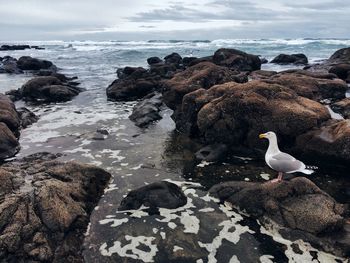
[{"x1": 0, "y1": 46, "x2": 349, "y2": 261}]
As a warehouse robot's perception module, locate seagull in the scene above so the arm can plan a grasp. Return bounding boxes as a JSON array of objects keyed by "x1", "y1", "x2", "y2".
[{"x1": 259, "y1": 131, "x2": 315, "y2": 182}]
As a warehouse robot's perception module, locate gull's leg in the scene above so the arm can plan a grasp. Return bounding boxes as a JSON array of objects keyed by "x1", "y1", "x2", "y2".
[{"x1": 277, "y1": 172, "x2": 283, "y2": 182}]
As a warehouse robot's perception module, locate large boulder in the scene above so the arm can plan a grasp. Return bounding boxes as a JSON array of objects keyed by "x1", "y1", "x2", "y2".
[
  {"x1": 329, "y1": 47, "x2": 350, "y2": 64},
  {"x1": 268, "y1": 70, "x2": 348, "y2": 100},
  {"x1": 209, "y1": 177, "x2": 346, "y2": 235},
  {"x1": 20, "y1": 76, "x2": 82, "y2": 102},
  {"x1": 16, "y1": 56, "x2": 56, "y2": 71},
  {"x1": 0, "y1": 153, "x2": 111, "y2": 262},
  {"x1": 296, "y1": 120, "x2": 350, "y2": 162},
  {"x1": 0, "y1": 56, "x2": 22, "y2": 74},
  {"x1": 162, "y1": 62, "x2": 247, "y2": 111},
  {"x1": 0, "y1": 122, "x2": 20, "y2": 160},
  {"x1": 212, "y1": 48, "x2": 261, "y2": 71},
  {"x1": 119, "y1": 181, "x2": 187, "y2": 211},
  {"x1": 0, "y1": 94, "x2": 20, "y2": 134},
  {"x1": 329, "y1": 63, "x2": 350, "y2": 82},
  {"x1": 107, "y1": 67, "x2": 160, "y2": 101},
  {"x1": 271, "y1": 53, "x2": 308, "y2": 65},
  {"x1": 307, "y1": 47, "x2": 350, "y2": 73},
  {"x1": 178, "y1": 80, "x2": 330, "y2": 148}
]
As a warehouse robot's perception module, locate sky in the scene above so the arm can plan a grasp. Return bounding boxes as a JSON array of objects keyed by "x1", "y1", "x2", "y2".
[{"x1": 0, "y1": 0, "x2": 349, "y2": 40}]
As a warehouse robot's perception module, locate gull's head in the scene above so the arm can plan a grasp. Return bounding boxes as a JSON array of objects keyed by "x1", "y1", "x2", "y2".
[{"x1": 259, "y1": 131, "x2": 277, "y2": 141}]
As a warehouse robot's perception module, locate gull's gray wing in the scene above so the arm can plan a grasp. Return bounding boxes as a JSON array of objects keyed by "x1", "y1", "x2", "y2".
[{"x1": 267, "y1": 152, "x2": 305, "y2": 173}]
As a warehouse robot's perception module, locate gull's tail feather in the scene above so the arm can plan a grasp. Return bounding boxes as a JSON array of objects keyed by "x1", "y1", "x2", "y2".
[{"x1": 301, "y1": 165, "x2": 318, "y2": 175}]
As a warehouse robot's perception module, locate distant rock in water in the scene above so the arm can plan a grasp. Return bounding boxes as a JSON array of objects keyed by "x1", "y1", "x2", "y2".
[
  {"x1": 0, "y1": 44, "x2": 44, "y2": 51},
  {"x1": 119, "y1": 181, "x2": 187, "y2": 211},
  {"x1": 0, "y1": 153, "x2": 110, "y2": 262},
  {"x1": 129, "y1": 93, "x2": 163, "y2": 127},
  {"x1": 209, "y1": 177, "x2": 348, "y2": 257},
  {"x1": 0, "y1": 56, "x2": 22, "y2": 74},
  {"x1": 271, "y1": 53, "x2": 308, "y2": 65}
]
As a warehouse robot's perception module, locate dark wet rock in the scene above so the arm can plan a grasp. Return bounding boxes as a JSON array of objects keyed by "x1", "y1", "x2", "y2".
[
  {"x1": 96, "y1": 128, "x2": 109, "y2": 135},
  {"x1": 107, "y1": 76, "x2": 159, "y2": 101},
  {"x1": 5, "y1": 89, "x2": 22, "y2": 102},
  {"x1": 329, "y1": 63, "x2": 350, "y2": 82},
  {"x1": 35, "y1": 69, "x2": 78, "y2": 83},
  {"x1": 271, "y1": 53, "x2": 308, "y2": 65},
  {"x1": 212, "y1": 48, "x2": 261, "y2": 71},
  {"x1": 182, "y1": 56, "x2": 198, "y2": 67},
  {"x1": 162, "y1": 62, "x2": 246, "y2": 111},
  {"x1": 0, "y1": 94, "x2": 20, "y2": 134},
  {"x1": 0, "y1": 56, "x2": 22, "y2": 74},
  {"x1": 210, "y1": 177, "x2": 345, "y2": 235},
  {"x1": 164, "y1": 52, "x2": 182, "y2": 65},
  {"x1": 260, "y1": 57, "x2": 268, "y2": 64},
  {"x1": 268, "y1": 70, "x2": 348, "y2": 100},
  {"x1": 329, "y1": 47, "x2": 350, "y2": 63},
  {"x1": 17, "y1": 107, "x2": 39, "y2": 128},
  {"x1": 21, "y1": 76, "x2": 82, "y2": 102},
  {"x1": 296, "y1": 120, "x2": 350, "y2": 162},
  {"x1": 188, "y1": 56, "x2": 214, "y2": 67},
  {"x1": 331, "y1": 98, "x2": 350, "y2": 119},
  {"x1": 195, "y1": 143, "x2": 228, "y2": 162},
  {"x1": 209, "y1": 177, "x2": 348, "y2": 257},
  {"x1": 176, "y1": 80, "x2": 330, "y2": 148},
  {"x1": 150, "y1": 63, "x2": 178, "y2": 78},
  {"x1": 147, "y1": 56, "x2": 163, "y2": 65},
  {"x1": 17, "y1": 56, "x2": 57, "y2": 71},
  {"x1": 0, "y1": 44, "x2": 31, "y2": 51},
  {"x1": 0, "y1": 122, "x2": 20, "y2": 160},
  {"x1": 0, "y1": 154, "x2": 110, "y2": 262},
  {"x1": 108, "y1": 66, "x2": 161, "y2": 101},
  {"x1": 249, "y1": 70, "x2": 277, "y2": 80},
  {"x1": 119, "y1": 181, "x2": 187, "y2": 211},
  {"x1": 129, "y1": 93, "x2": 163, "y2": 127}
]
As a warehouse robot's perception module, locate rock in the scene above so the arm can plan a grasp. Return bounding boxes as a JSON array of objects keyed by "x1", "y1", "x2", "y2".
[
  {"x1": 107, "y1": 77, "x2": 159, "y2": 101},
  {"x1": 295, "y1": 120, "x2": 350, "y2": 162},
  {"x1": 331, "y1": 98, "x2": 350, "y2": 118},
  {"x1": 195, "y1": 143, "x2": 228, "y2": 162},
  {"x1": 150, "y1": 63, "x2": 178, "y2": 78},
  {"x1": 209, "y1": 177, "x2": 345, "y2": 235},
  {"x1": 129, "y1": 93, "x2": 163, "y2": 127},
  {"x1": 0, "y1": 44, "x2": 31, "y2": 51},
  {"x1": 249, "y1": 70, "x2": 277, "y2": 80},
  {"x1": 260, "y1": 57, "x2": 268, "y2": 64},
  {"x1": 17, "y1": 56, "x2": 57, "y2": 71},
  {"x1": 187, "y1": 56, "x2": 214, "y2": 67},
  {"x1": 21, "y1": 76, "x2": 82, "y2": 102},
  {"x1": 0, "y1": 153, "x2": 110, "y2": 262},
  {"x1": 0, "y1": 56, "x2": 22, "y2": 74},
  {"x1": 268, "y1": 70, "x2": 348, "y2": 100},
  {"x1": 164, "y1": 52, "x2": 182, "y2": 65},
  {"x1": 17, "y1": 107, "x2": 39, "y2": 128},
  {"x1": 182, "y1": 57, "x2": 198, "y2": 67},
  {"x1": 5, "y1": 89, "x2": 22, "y2": 102},
  {"x1": 147, "y1": 56, "x2": 163, "y2": 65},
  {"x1": 119, "y1": 181, "x2": 187, "y2": 211},
  {"x1": 0, "y1": 122, "x2": 20, "y2": 160},
  {"x1": 329, "y1": 63, "x2": 350, "y2": 82},
  {"x1": 212, "y1": 48, "x2": 261, "y2": 71},
  {"x1": 177, "y1": 80, "x2": 330, "y2": 149},
  {"x1": 162, "y1": 62, "x2": 246, "y2": 111},
  {"x1": 0, "y1": 94, "x2": 20, "y2": 134},
  {"x1": 271, "y1": 53, "x2": 308, "y2": 65},
  {"x1": 329, "y1": 47, "x2": 350, "y2": 63},
  {"x1": 108, "y1": 66, "x2": 160, "y2": 101}
]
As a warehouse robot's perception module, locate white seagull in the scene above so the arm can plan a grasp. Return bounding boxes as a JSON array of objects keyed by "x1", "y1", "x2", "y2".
[{"x1": 259, "y1": 131, "x2": 315, "y2": 182}]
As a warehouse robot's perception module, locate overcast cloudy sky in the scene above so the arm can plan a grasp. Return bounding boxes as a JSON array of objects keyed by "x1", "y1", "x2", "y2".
[{"x1": 0, "y1": 0, "x2": 349, "y2": 40}]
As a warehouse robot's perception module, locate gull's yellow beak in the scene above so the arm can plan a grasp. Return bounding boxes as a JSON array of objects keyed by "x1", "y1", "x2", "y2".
[{"x1": 259, "y1": 133, "x2": 266, "y2": 139}]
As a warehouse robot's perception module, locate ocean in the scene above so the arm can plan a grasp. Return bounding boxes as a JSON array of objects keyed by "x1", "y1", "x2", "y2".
[{"x1": 0, "y1": 39, "x2": 349, "y2": 262}]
